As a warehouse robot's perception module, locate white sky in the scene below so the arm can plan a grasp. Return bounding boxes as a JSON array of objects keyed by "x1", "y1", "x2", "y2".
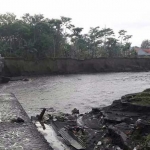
[{"x1": 0, "y1": 0, "x2": 150, "y2": 46}]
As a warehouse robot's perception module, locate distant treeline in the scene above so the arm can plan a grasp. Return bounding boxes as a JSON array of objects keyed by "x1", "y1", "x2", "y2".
[{"x1": 0, "y1": 13, "x2": 135, "y2": 59}]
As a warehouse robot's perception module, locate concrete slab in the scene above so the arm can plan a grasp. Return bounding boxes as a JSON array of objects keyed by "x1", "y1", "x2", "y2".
[
  {"x1": 0, "y1": 93, "x2": 30, "y2": 122},
  {"x1": 0, "y1": 93, "x2": 52, "y2": 150}
]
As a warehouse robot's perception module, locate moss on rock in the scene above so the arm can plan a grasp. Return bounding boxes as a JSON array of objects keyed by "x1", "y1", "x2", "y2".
[{"x1": 127, "y1": 92, "x2": 150, "y2": 106}]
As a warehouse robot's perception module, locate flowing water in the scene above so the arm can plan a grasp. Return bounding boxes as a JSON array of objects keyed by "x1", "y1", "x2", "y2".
[{"x1": 0, "y1": 72, "x2": 150, "y2": 116}]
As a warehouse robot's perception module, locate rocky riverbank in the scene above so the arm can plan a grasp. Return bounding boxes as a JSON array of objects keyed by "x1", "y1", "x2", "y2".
[{"x1": 35, "y1": 88, "x2": 150, "y2": 150}]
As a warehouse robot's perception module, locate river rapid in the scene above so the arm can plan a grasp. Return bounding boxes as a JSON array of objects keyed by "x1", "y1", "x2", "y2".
[{"x1": 0, "y1": 72, "x2": 150, "y2": 116}]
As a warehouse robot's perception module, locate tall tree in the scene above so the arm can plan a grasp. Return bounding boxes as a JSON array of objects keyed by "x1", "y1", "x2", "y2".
[
  {"x1": 105, "y1": 38, "x2": 118, "y2": 57},
  {"x1": 118, "y1": 30, "x2": 127, "y2": 44},
  {"x1": 141, "y1": 40, "x2": 150, "y2": 49},
  {"x1": 88, "y1": 26, "x2": 104, "y2": 58},
  {"x1": 118, "y1": 30, "x2": 132, "y2": 57}
]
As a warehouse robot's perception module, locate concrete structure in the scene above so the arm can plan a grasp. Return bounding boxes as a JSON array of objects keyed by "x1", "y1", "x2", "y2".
[
  {"x1": 0, "y1": 93, "x2": 52, "y2": 150},
  {"x1": 0, "y1": 54, "x2": 4, "y2": 75}
]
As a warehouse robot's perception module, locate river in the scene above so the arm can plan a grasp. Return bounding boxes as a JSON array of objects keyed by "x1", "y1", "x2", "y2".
[{"x1": 0, "y1": 72, "x2": 150, "y2": 116}]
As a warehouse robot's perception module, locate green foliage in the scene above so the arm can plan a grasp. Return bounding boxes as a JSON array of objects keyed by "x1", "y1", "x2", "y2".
[
  {"x1": 141, "y1": 39, "x2": 150, "y2": 49},
  {"x1": 0, "y1": 13, "x2": 133, "y2": 59},
  {"x1": 129, "y1": 92, "x2": 150, "y2": 106}
]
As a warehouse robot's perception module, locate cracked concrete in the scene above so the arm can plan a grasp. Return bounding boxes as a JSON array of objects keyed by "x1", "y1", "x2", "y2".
[{"x1": 0, "y1": 93, "x2": 52, "y2": 150}]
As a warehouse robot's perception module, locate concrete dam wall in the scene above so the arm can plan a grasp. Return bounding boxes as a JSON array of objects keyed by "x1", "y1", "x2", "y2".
[{"x1": 3, "y1": 57, "x2": 150, "y2": 76}]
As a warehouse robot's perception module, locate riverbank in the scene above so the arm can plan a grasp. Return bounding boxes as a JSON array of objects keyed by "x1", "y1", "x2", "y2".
[
  {"x1": 1, "y1": 85, "x2": 150, "y2": 149},
  {"x1": 3, "y1": 57, "x2": 150, "y2": 76},
  {"x1": 39, "y1": 88, "x2": 150, "y2": 150}
]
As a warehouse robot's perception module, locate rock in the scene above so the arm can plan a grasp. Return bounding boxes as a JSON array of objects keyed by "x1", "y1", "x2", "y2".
[
  {"x1": 22, "y1": 78, "x2": 29, "y2": 81},
  {"x1": 31, "y1": 116, "x2": 37, "y2": 122},
  {"x1": 53, "y1": 117, "x2": 57, "y2": 121},
  {"x1": 45, "y1": 107, "x2": 55, "y2": 112},
  {"x1": 108, "y1": 125, "x2": 131, "y2": 150},
  {"x1": 10, "y1": 77, "x2": 29, "y2": 82},
  {"x1": 97, "y1": 141, "x2": 102, "y2": 146},
  {"x1": 43, "y1": 115, "x2": 50, "y2": 122},
  {"x1": 143, "y1": 88, "x2": 150, "y2": 92},
  {"x1": 82, "y1": 113, "x2": 104, "y2": 129},
  {"x1": 10, "y1": 76, "x2": 24, "y2": 81},
  {"x1": 56, "y1": 116, "x2": 65, "y2": 122},
  {"x1": 72, "y1": 108, "x2": 79, "y2": 114},
  {"x1": 103, "y1": 112, "x2": 128, "y2": 124},
  {"x1": 135, "y1": 119, "x2": 148, "y2": 128},
  {"x1": 114, "y1": 123, "x2": 134, "y2": 135},
  {"x1": 11, "y1": 117, "x2": 24, "y2": 123},
  {"x1": 32, "y1": 89, "x2": 150, "y2": 150},
  {"x1": 115, "y1": 146, "x2": 123, "y2": 150},
  {"x1": 102, "y1": 137, "x2": 112, "y2": 145},
  {"x1": 102, "y1": 125, "x2": 107, "y2": 129},
  {"x1": 92, "y1": 107, "x2": 102, "y2": 114},
  {"x1": 133, "y1": 145, "x2": 142, "y2": 150}
]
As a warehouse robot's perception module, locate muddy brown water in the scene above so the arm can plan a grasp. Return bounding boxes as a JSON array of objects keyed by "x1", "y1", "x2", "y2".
[{"x1": 0, "y1": 72, "x2": 150, "y2": 117}]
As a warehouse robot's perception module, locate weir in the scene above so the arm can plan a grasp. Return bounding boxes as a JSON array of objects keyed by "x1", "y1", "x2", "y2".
[{"x1": 0, "y1": 93, "x2": 52, "y2": 149}]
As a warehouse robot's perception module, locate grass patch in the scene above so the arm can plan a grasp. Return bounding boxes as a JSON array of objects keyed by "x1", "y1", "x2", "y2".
[{"x1": 129, "y1": 92, "x2": 150, "y2": 106}]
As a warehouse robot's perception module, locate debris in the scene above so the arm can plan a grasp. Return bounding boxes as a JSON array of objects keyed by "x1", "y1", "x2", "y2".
[
  {"x1": 59, "y1": 127, "x2": 86, "y2": 149},
  {"x1": 72, "y1": 108, "x2": 79, "y2": 114},
  {"x1": 11, "y1": 117, "x2": 24, "y2": 123},
  {"x1": 36, "y1": 108, "x2": 46, "y2": 130},
  {"x1": 97, "y1": 141, "x2": 102, "y2": 145},
  {"x1": 32, "y1": 89, "x2": 150, "y2": 150},
  {"x1": 37, "y1": 108, "x2": 46, "y2": 121}
]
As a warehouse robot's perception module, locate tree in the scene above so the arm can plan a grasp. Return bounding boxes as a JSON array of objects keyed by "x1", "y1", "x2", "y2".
[
  {"x1": 48, "y1": 19, "x2": 63, "y2": 57},
  {"x1": 105, "y1": 38, "x2": 118, "y2": 57},
  {"x1": 141, "y1": 40, "x2": 150, "y2": 49},
  {"x1": 88, "y1": 26, "x2": 104, "y2": 58},
  {"x1": 102, "y1": 28, "x2": 114, "y2": 43},
  {"x1": 118, "y1": 30, "x2": 127, "y2": 44},
  {"x1": 70, "y1": 27, "x2": 83, "y2": 58},
  {"x1": 118, "y1": 30, "x2": 132, "y2": 57},
  {"x1": 0, "y1": 12, "x2": 133, "y2": 59}
]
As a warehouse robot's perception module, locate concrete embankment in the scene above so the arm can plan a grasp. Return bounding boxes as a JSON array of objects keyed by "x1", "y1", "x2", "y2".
[
  {"x1": 0, "y1": 55, "x2": 4, "y2": 81},
  {"x1": 0, "y1": 93, "x2": 52, "y2": 150},
  {"x1": 3, "y1": 57, "x2": 150, "y2": 76}
]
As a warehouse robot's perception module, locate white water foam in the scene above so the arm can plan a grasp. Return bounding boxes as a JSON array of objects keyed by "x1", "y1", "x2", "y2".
[{"x1": 36, "y1": 122, "x2": 70, "y2": 150}]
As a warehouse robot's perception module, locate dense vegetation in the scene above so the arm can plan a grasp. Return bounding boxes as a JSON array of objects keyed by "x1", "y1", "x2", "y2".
[{"x1": 0, "y1": 13, "x2": 133, "y2": 59}]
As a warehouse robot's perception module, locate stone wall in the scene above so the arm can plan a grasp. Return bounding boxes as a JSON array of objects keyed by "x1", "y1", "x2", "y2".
[{"x1": 3, "y1": 57, "x2": 150, "y2": 76}]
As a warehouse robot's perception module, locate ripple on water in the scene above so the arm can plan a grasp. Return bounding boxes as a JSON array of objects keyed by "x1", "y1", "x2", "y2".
[{"x1": 0, "y1": 72, "x2": 150, "y2": 116}]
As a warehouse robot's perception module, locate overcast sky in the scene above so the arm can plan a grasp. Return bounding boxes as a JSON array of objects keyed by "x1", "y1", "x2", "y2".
[{"x1": 0, "y1": 0, "x2": 150, "y2": 46}]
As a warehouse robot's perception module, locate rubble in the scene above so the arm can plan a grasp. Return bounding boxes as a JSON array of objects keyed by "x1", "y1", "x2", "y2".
[{"x1": 33, "y1": 88, "x2": 150, "y2": 150}]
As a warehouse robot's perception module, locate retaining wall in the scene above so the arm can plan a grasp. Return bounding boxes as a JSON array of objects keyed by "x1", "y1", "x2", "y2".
[{"x1": 3, "y1": 57, "x2": 150, "y2": 76}]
